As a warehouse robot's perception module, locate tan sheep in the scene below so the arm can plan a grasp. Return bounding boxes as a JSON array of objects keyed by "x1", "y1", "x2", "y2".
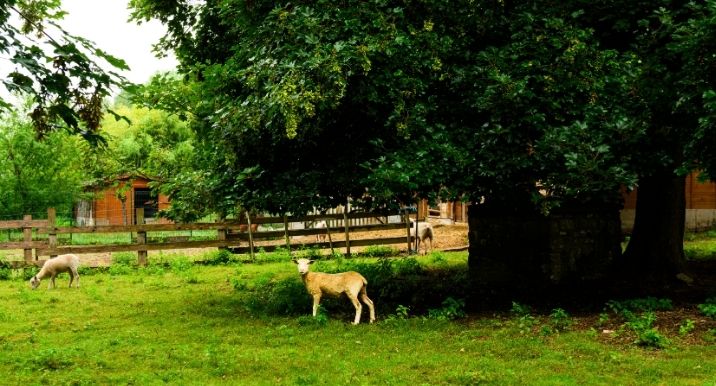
[
  {"x1": 313, "y1": 220, "x2": 328, "y2": 243},
  {"x1": 410, "y1": 220, "x2": 434, "y2": 255},
  {"x1": 292, "y1": 258, "x2": 375, "y2": 324},
  {"x1": 29, "y1": 254, "x2": 80, "y2": 290}
]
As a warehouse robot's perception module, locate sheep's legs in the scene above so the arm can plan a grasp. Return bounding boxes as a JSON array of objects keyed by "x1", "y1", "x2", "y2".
[
  {"x1": 312, "y1": 294, "x2": 321, "y2": 317},
  {"x1": 70, "y1": 270, "x2": 80, "y2": 288},
  {"x1": 360, "y1": 289, "x2": 375, "y2": 323},
  {"x1": 49, "y1": 274, "x2": 56, "y2": 289},
  {"x1": 347, "y1": 293, "x2": 363, "y2": 325}
]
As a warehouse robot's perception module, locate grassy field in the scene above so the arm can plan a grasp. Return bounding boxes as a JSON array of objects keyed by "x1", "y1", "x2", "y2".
[{"x1": 2, "y1": 251, "x2": 716, "y2": 385}]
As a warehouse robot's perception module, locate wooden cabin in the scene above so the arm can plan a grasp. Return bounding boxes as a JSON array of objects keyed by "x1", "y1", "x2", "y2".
[
  {"x1": 419, "y1": 199, "x2": 469, "y2": 224},
  {"x1": 621, "y1": 172, "x2": 716, "y2": 233},
  {"x1": 75, "y1": 175, "x2": 170, "y2": 226}
]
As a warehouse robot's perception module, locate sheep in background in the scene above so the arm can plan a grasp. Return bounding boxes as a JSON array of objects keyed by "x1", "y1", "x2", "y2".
[
  {"x1": 292, "y1": 258, "x2": 375, "y2": 324},
  {"x1": 410, "y1": 220, "x2": 434, "y2": 255},
  {"x1": 29, "y1": 254, "x2": 80, "y2": 290},
  {"x1": 314, "y1": 220, "x2": 328, "y2": 243}
]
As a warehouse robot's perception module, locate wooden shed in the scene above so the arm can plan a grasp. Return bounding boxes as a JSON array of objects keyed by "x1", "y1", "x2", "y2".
[
  {"x1": 75, "y1": 175, "x2": 170, "y2": 226},
  {"x1": 621, "y1": 172, "x2": 716, "y2": 233},
  {"x1": 419, "y1": 199, "x2": 469, "y2": 224}
]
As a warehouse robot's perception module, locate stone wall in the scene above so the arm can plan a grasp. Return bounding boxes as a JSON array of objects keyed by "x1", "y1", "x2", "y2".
[{"x1": 468, "y1": 206, "x2": 622, "y2": 286}]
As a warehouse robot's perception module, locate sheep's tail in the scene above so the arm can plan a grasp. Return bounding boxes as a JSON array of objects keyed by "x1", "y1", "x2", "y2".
[
  {"x1": 360, "y1": 275, "x2": 368, "y2": 290},
  {"x1": 426, "y1": 226, "x2": 434, "y2": 241}
]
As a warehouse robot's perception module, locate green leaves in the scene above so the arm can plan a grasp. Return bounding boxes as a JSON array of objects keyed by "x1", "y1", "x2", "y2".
[{"x1": 1, "y1": 2, "x2": 129, "y2": 140}]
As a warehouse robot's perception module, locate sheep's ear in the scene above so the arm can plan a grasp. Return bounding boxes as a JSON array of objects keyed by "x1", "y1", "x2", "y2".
[
  {"x1": 308, "y1": 260, "x2": 315, "y2": 264},
  {"x1": 291, "y1": 259, "x2": 298, "y2": 264}
]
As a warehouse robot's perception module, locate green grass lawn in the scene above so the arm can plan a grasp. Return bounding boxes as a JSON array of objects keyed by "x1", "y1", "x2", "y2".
[{"x1": 2, "y1": 253, "x2": 716, "y2": 385}]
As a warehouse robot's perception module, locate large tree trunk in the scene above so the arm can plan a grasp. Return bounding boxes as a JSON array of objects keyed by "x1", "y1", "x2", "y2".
[
  {"x1": 622, "y1": 171, "x2": 686, "y2": 279},
  {"x1": 467, "y1": 203, "x2": 622, "y2": 296}
]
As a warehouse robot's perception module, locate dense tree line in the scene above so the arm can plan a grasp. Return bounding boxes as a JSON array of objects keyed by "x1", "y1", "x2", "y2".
[
  {"x1": 127, "y1": 0, "x2": 716, "y2": 282},
  {"x1": 2, "y1": 1, "x2": 714, "y2": 285}
]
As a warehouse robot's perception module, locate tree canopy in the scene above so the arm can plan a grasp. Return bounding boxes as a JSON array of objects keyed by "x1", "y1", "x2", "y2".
[
  {"x1": 1, "y1": 0, "x2": 128, "y2": 143},
  {"x1": 130, "y1": 0, "x2": 656, "y2": 219}
]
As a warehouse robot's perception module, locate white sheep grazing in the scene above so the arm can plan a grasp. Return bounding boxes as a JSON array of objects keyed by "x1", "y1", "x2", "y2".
[
  {"x1": 29, "y1": 254, "x2": 80, "y2": 290},
  {"x1": 292, "y1": 258, "x2": 375, "y2": 324},
  {"x1": 410, "y1": 220, "x2": 434, "y2": 255},
  {"x1": 314, "y1": 220, "x2": 328, "y2": 243}
]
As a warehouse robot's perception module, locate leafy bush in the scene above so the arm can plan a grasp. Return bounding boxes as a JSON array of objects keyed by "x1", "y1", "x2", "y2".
[
  {"x1": 510, "y1": 301, "x2": 532, "y2": 317},
  {"x1": 170, "y1": 256, "x2": 193, "y2": 272},
  {"x1": 297, "y1": 307, "x2": 328, "y2": 327},
  {"x1": 386, "y1": 305, "x2": 410, "y2": 321},
  {"x1": 108, "y1": 264, "x2": 133, "y2": 276},
  {"x1": 256, "y1": 247, "x2": 292, "y2": 263},
  {"x1": 510, "y1": 301, "x2": 537, "y2": 334},
  {"x1": 426, "y1": 297, "x2": 466, "y2": 321},
  {"x1": 363, "y1": 245, "x2": 397, "y2": 258},
  {"x1": 239, "y1": 256, "x2": 469, "y2": 318},
  {"x1": 606, "y1": 297, "x2": 673, "y2": 314},
  {"x1": 0, "y1": 257, "x2": 11, "y2": 280},
  {"x1": 112, "y1": 252, "x2": 136, "y2": 266},
  {"x1": 242, "y1": 276, "x2": 311, "y2": 316},
  {"x1": 698, "y1": 297, "x2": 716, "y2": 319},
  {"x1": 22, "y1": 266, "x2": 39, "y2": 280},
  {"x1": 296, "y1": 247, "x2": 322, "y2": 260},
  {"x1": 626, "y1": 312, "x2": 669, "y2": 349},
  {"x1": 679, "y1": 319, "x2": 696, "y2": 336},
  {"x1": 204, "y1": 249, "x2": 235, "y2": 265},
  {"x1": 548, "y1": 308, "x2": 573, "y2": 333}
]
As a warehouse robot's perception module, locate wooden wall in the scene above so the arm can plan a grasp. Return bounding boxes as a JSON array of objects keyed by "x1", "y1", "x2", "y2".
[
  {"x1": 92, "y1": 178, "x2": 170, "y2": 226},
  {"x1": 621, "y1": 172, "x2": 716, "y2": 232}
]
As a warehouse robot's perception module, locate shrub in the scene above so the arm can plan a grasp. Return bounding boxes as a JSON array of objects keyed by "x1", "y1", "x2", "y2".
[
  {"x1": 170, "y1": 256, "x2": 193, "y2": 272},
  {"x1": 242, "y1": 276, "x2": 311, "y2": 316},
  {"x1": 548, "y1": 308, "x2": 573, "y2": 333},
  {"x1": 22, "y1": 266, "x2": 39, "y2": 281},
  {"x1": 626, "y1": 312, "x2": 669, "y2": 349},
  {"x1": 204, "y1": 249, "x2": 235, "y2": 265},
  {"x1": 108, "y1": 264, "x2": 133, "y2": 276},
  {"x1": 679, "y1": 319, "x2": 696, "y2": 336},
  {"x1": 240, "y1": 256, "x2": 469, "y2": 318},
  {"x1": 698, "y1": 298, "x2": 716, "y2": 319},
  {"x1": 296, "y1": 247, "x2": 322, "y2": 260},
  {"x1": 426, "y1": 297, "x2": 466, "y2": 321},
  {"x1": 297, "y1": 307, "x2": 328, "y2": 327},
  {"x1": 257, "y1": 247, "x2": 292, "y2": 263},
  {"x1": 606, "y1": 297, "x2": 673, "y2": 314},
  {"x1": 0, "y1": 257, "x2": 11, "y2": 280},
  {"x1": 112, "y1": 252, "x2": 136, "y2": 266},
  {"x1": 363, "y1": 245, "x2": 397, "y2": 258}
]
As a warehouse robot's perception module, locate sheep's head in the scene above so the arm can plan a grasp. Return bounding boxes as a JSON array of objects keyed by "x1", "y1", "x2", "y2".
[
  {"x1": 29, "y1": 275, "x2": 40, "y2": 290},
  {"x1": 292, "y1": 258, "x2": 314, "y2": 275}
]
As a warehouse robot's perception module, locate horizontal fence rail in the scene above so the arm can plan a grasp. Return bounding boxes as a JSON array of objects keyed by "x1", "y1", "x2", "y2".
[{"x1": 1, "y1": 208, "x2": 425, "y2": 266}]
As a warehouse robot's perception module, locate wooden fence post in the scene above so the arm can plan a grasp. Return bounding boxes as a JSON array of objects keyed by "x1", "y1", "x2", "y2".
[
  {"x1": 23, "y1": 214, "x2": 33, "y2": 262},
  {"x1": 283, "y1": 215, "x2": 291, "y2": 253},
  {"x1": 217, "y1": 218, "x2": 227, "y2": 251},
  {"x1": 343, "y1": 204, "x2": 351, "y2": 257},
  {"x1": 246, "y1": 211, "x2": 255, "y2": 261},
  {"x1": 47, "y1": 208, "x2": 57, "y2": 258},
  {"x1": 325, "y1": 220, "x2": 335, "y2": 255},
  {"x1": 136, "y1": 208, "x2": 147, "y2": 266},
  {"x1": 405, "y1": 210, "x2": 412, "y2": 254}
]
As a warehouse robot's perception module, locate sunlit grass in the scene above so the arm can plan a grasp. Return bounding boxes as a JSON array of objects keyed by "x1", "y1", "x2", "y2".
[{"x1": 2, "y1": 254, "x2": 716, "y2": 385}]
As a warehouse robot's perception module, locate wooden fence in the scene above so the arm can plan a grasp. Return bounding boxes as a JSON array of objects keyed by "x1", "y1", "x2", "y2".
[{"x1": 0, "y1": 208, "x2": 419, "y2": 267}]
